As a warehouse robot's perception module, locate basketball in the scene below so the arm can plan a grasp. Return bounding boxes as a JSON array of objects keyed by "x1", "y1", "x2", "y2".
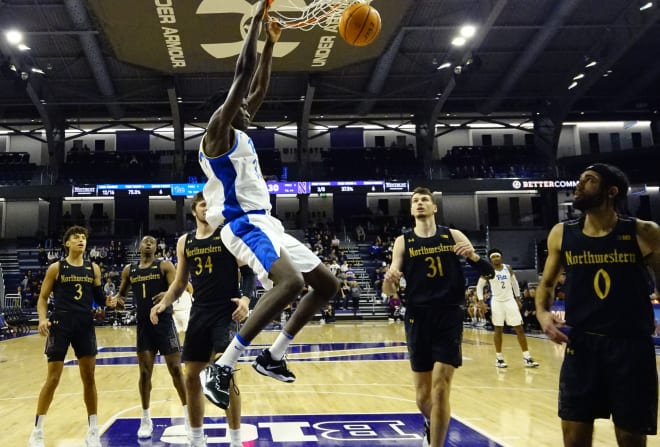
[{"x1": 338, "y1": 3, "x2": 381, "y2": 47}]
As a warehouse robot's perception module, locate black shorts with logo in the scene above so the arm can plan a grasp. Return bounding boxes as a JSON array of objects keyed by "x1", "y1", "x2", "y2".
[
  {"x1": 559, "y1": 331, "x2": 658, "y2": 435},
  {"x1": 136, "y1": 316, "x2": 181, "y2": 356},
  {"x1": 182, "y1": 306, "x2": 235, "y2": 363},
  {"x1": 404, "y1": 305, "x2": 464, "y2": 371},
  {"x1": 45, "y1": 310, "x2": 97, "y2": 362}
]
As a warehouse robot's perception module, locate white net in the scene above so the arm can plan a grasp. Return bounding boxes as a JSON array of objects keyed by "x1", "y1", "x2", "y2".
[{"x1": 267, "y1": 0, "x2": 372, "y2": 31}]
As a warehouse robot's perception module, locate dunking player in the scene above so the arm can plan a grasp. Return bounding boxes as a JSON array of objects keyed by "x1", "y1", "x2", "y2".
[
  {"x1": 114, "y1": 235, "x2": 188, "y2": 439},
  {"x1": 151, "y1": 192, "x2": 254, "y2": 447},
  {"x1": 536, "y1": 163, "x2": 660, "y2": 446},
  {"x1": 28, "y1": 226, "x2": 116, "y2": 447},
  {"x1": 196, "y1": 0, "x2": 338, "y2": 410},
  {"x1": 383, "y1": 187, "x2": 495, "y2": 447},
  {"x1": 476, "y1": 248, "x2": 539, "y2": 368}
]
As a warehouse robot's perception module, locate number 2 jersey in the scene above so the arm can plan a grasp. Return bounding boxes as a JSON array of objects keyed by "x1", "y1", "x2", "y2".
[
  {"x1": 402, "y1": 226, "x2": 466, "y2": 308},
  {"x1": 560, "y1": 215, "x2": 653, "y2": 336},
  {"x1": 129, "y1": 260, "x2": 172, "y2": 322}
]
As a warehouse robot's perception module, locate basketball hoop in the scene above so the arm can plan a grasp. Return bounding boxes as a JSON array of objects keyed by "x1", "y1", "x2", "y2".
[{"x1": 266, "y1": 0, "x2": 372, "y2": 31}]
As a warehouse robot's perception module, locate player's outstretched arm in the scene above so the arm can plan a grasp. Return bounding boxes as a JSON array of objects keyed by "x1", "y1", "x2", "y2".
[
  {"x1": 205, "y1": 0, "x2": 269, "y2": 152},
  {"x1": 247, "y1": 20, "x2": 281, "y2": 118}
]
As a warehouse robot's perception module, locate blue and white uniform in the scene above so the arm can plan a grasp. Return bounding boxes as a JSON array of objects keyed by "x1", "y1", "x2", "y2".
[
  {"x1": 199, "y1": 128, "x2": 320, "y2": 289},
  {"x1": 477, "y1": 264, "x2": 523, "y2": 326}
]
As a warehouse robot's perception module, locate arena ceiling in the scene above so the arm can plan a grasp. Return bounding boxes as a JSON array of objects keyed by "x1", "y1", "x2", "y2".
[{"x1": 0, "y1": 0, "x2": 659, "y2": 128}]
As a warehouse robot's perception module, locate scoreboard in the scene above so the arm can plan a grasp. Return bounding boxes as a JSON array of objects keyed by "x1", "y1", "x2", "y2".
[{"x1": 71, "y1": 180, "x2": 410, "y2": 197}]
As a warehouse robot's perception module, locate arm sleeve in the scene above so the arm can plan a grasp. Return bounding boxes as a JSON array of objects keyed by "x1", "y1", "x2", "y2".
[
  {"x1": 476, "y1": 277, "x2": 487, "y2": 301},
  {"x1": 92, "y1": 285, "x2": 106, "y2": 307},
  {"x1": 239, "y1": 265, "x2": 256, "y2": 297},
  {"x1": 511, "y1": 273, "x2": 521, "y2": 298}
]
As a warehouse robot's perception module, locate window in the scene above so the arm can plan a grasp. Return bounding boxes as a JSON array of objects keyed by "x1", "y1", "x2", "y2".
[
  {"x1": 631, "y1": 132, "x2": 642, "y2": 148},
  {"x1": 374, "y1": 135, "x2": 385, "y2": 147},
  {"x1": 481, "y1": 134, "x2": 493, "y2": 146}
]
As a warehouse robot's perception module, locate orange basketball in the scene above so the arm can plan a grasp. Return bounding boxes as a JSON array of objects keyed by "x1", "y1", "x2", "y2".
[{"x1": 338, "y1": 3, "x2": 381, "y2": 47}]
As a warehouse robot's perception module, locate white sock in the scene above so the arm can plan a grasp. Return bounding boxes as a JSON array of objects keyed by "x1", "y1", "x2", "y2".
[
  {"x1": 496, "y1": 353, "x2": 504, "y2": 360},
  {"x1": 215, "y1": 334, "x2": 250, "y2": 368},
  {"x1": 190, "y1": 426, "x2": 204, "y2": 440},
  {"x1": 229, "y1": 428, "x2": 241, "y2": 444},
  {"x1": 269, "y1": 331, "x2": 294, "y2": 361},
  {"x1": 523, "y1": 351, "x2": 531, "y2": 359},
  {"x1": 142, "y1": 408, "x2": 150, "y2": 420},
  {"x1": 88, "y1": 414, "x2": 98, "y2": 428},
  {"x1": 182, "y1": 405, "x2": 188, "y2": 421},
  {"x1": 35, "y1": 415, "x2": 45, "y2": 430}
]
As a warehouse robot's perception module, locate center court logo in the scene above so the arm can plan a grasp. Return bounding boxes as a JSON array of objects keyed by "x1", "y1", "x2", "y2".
[{"x1": 101, "y1": 413, "x2": 503, "y2": 446}]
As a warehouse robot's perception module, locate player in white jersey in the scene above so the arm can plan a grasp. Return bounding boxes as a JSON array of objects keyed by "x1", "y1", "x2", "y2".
[
  {"x1": 477, "y1": 248, "x2": 539, "y2": 368},
  {"x1": 198, "y1": 0, "x2": 339, "y2": 411}
]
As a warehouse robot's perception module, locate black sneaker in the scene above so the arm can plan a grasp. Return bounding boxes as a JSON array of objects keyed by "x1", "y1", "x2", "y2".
[
  {"x1": 252, "y1": 348, "x2": 296, "y2": 382},
  {"x1": 202, "y1": 364, "x2": 233, "y2": 409}
]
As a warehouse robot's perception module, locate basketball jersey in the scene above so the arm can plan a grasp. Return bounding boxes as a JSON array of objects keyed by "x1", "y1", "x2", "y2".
[
  {"x1": 185, "y1": 227, "x2": 240, "y2": 312},
  {"x1": 198, "y1": 129, "x2": 271, "y2": 228},
  {"x1": 402, "y1": 226, "x2": 465, "y2": 308},
  {"x1": 488, "y1": 265, "x2": 516, "y2": 302},
  {"x1": 560, "y1": 216, "x2": 653, "y2": 336},
  {"x1": 129, "y1": 260, "x2": 171, "y2": 322},
  {"x1": 53, "y1": 260, "x2": 95, "y2": 313}
]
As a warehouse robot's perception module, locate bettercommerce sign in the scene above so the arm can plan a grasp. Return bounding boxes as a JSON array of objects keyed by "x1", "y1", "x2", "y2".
[
  {"x1": 512, "y1": 179, "x2": 579, "y2": 190},
  {"x1": 88, "y1": 0, "x2": 412, "y2": 73}
]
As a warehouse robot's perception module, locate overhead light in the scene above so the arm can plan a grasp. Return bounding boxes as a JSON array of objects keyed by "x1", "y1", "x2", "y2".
[
  {"x1": 437, "y1": 62, "x2": 452, "y2": 70},
  {"x1": 568, "y1": 81, "x2": 578, "y2": 90},
  {"x1": 573, "y1": 73, "x2": 584, "y2": 80},
  {"x1": 585, "y1": 60, "x2": 597, "y2": 68},
  {"x1": 459, "y1": 25, "x2": 476, "y2": 38},
  {"x1": 17, "y1": 44, "x2": 31, "y2": 51},
  {"x1": 5, "y1": 30, "x2": 23, "y2": 45},
  {"x1": 31, "y1": 67, "x2": 45, "y2": 75},
  {"x1": 640, "y1": 2, "x2": 653, "y2": 11},
  {"x1": 451, "y1": 36, "x2": 466, "y2": 47}
]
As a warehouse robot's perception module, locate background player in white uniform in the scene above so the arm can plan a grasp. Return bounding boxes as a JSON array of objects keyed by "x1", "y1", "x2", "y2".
[
  {"x1": 196, "y1": 0, "x2": 338, "y2": 410},
  {"x1": 477, "y1": 248, "x2": 539, "y2": 368}
]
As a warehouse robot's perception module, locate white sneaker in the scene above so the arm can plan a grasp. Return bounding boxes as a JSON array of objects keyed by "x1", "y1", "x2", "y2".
[
  {"x1": 524, "y1": 357, "x2": 539, "y2": 368},
  {"x1": 137, "y1": 418, "x2": 153, "y2": 438},
  {"x1": 184, "y1": 418, "x2": 192, "y2": 441},
  {"x1": 85, "y1": 427, "x2": 102, "y2": 447},
  {"x1": 28, "y1": 429, "x2": 44, "y2": 447},
  {"x1": 189, "y1": 437, "x2": 207, "y2": 447},
  {"x1": 230, "y1": 442, "x2": 243, "y2": 447},
  {"x1": 495, "y1": 358, "x2": 508, "y2": 368}
]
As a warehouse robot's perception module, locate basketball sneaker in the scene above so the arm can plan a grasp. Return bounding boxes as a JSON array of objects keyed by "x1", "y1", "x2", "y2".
[
  {"x1": 189, "y1": 437, "x2": 207, "y2": 447},
  {"x1": 524, "y1": 357, "x2": 540, "y2": 368},
  {"x1": 495, "y1": 358, "x2": 508, "y2": 368},
  {"x1": 252, "y1": 348, "x2": 296, "y2": 383},
  {"x1": 202, "y1": 364, "x2": 233, "y2": 409},
  {"x1": 28, "y1": 429, "x2": 44, "y2": 447},
  {"x1": 85, "y1": 427, "x2": 102, "y2": 447},
  {"x1": 137, "y1": 417, "x2": 153, "y2": 438}
]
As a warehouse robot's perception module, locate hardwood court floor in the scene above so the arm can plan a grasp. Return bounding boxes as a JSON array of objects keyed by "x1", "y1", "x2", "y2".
[{"x1": 2, "y1": 322, "x2": 659, "y2": 446}]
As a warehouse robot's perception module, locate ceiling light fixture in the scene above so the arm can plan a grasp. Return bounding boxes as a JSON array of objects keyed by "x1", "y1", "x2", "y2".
[
  {"x1": 5, "y1": 30, "x2": 23, "y2": 45},
  {"x1": 639, "y1": 2, "x2": 653, "y2": 11},
  {"x1": 451, "y1": 36, "x2": 466, "y2": 47},
  {"x1": 573, "y1": 73, "x2": 584, "y2": 80},
  {"x1": 568, "y1": 81, "x2": 578, "y2": 90},
  {"x1": 17, "y1": 44, "x2": 30, "y2": 51},
  {"x1": 459, "y1": 25, "x2": 477, "y2": 38},
  {"x1": 585, "y1": 60, "x2": 597, "y2": 68},
  {"x1": 437, "y1": 62, "x2": 452, "y2": 70}
]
